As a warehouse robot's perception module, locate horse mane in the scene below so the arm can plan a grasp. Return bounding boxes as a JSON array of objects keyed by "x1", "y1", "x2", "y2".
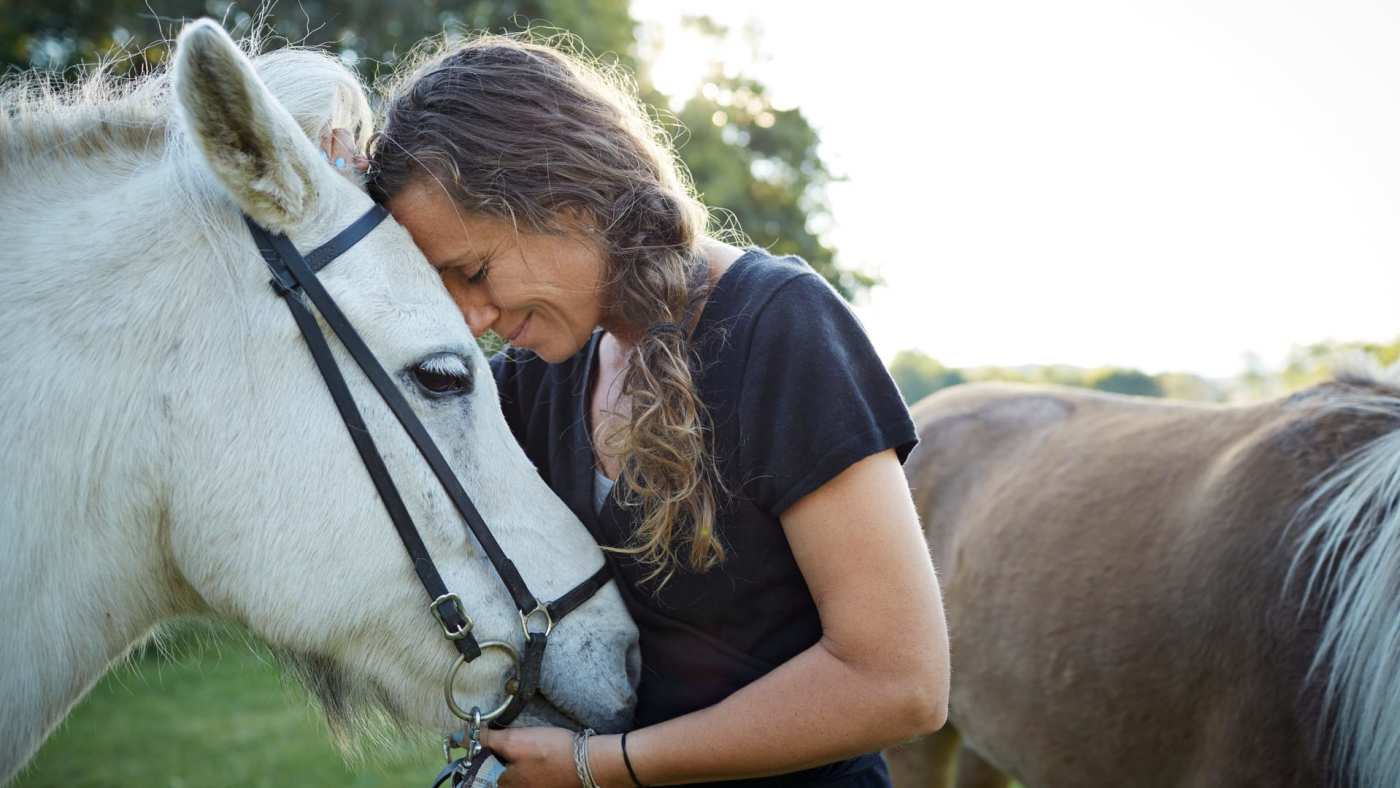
[
  {"x1": 1327, "y1": 350, "x2": 1400, "y2": 393},
  {"x1": 0, "y1": 28, "x2": 373, "y2": 177},
  {"x1": 1282, "y1": 350, "x2": 1400, "y2": 788},
  {"x1": 0, "y1": 62, "x2": 167, "y2": 167}
]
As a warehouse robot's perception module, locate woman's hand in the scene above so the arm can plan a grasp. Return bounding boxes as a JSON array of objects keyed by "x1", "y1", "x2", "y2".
[
  {"x1": 318, "y1": 127, "x2": 368, "y2": 173},
  {"x1": 477, "y1": 726, "x2": 579, "y2": 787}
]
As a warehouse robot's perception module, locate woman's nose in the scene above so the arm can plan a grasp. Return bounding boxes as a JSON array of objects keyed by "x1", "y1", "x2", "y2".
[{"x1": 462, "y1": 301, "x2": 500, "y2": 338}]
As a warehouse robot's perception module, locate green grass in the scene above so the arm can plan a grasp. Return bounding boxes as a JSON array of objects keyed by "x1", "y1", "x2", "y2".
[
  {"x1": 14, "y1": 622, "x2": 445, "y2": 788},
  {"x1": 17, "y1": 622, "x2": 1022, "y2": 787}
]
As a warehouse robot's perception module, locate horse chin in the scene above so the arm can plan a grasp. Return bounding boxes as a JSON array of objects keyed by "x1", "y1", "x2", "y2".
[
  {"x1": 520, "y1": 691, "x2": 631, "y2": 735},
  {"x1": 273, "y1": 647, "x2": 411, "y2": 744},
  {"x1": 514, "y1": 694, "x2": 584, "y2": 730}
]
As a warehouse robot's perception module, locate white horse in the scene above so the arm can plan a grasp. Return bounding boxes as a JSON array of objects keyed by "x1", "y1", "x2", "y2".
[{"x1": 0, "y1": 21, "x2": 638, "y2": 783}]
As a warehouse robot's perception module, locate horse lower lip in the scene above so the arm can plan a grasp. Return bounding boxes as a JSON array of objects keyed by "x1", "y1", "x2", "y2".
[{"x1": 535, "y1": 689, "x2": 587, "y2": 729}]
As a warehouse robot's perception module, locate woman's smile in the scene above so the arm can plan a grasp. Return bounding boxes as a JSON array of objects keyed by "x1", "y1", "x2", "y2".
[{"x1": 505, "y1": 313, "x2": 531, "y2": 345}]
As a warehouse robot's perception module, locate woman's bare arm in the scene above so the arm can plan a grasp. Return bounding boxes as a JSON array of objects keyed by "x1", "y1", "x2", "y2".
[{"x1": 581, "y1": 448, "x2": 950, "y2": 784}]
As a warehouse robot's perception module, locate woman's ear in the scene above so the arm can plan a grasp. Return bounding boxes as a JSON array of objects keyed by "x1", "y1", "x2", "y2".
[{"x1": 172, "y1": 19, "x2": 321, "y2": 231}]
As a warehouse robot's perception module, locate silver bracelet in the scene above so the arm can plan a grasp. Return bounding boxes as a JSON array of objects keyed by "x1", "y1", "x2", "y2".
[{"x1": 573, "y1": 728, "x2": 601, "y2": 788}]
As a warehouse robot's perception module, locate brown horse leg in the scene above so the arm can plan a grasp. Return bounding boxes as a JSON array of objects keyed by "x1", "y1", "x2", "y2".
[
  {"x1": 954, "y1": 744, "x2": 1013, "y2": 788},
  {"x1": 886, "y1": 725, "x2": 962, "y2": 787}
]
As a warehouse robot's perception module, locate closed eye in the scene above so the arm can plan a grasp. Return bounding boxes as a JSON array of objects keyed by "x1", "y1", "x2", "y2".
[
  {"x1": 411, "y1": 353, "x2": 473, "y2": 398},
  {"x1": 466, "y1": 263, "x2": 490, "y2": 284}
]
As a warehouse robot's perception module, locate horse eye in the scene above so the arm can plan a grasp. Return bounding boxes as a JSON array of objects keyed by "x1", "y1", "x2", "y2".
[{"x1": 412, "y1": 353, "x2": 473, "y2": 397}]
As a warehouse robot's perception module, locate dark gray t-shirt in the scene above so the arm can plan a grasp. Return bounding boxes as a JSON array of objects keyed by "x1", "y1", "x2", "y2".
[{"x1": 490, "y1": 248, "x2": 916, "y2": 787}]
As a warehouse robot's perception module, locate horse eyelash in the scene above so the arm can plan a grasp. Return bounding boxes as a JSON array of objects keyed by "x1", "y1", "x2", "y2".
[{"x1": 418, "y1": 353, "x2": 470, "y2": 377}]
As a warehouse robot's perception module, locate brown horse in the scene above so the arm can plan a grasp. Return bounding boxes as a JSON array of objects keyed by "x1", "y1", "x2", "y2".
[{"x1": 883, "y1": 366, "x2": 1400, "y2": 788}]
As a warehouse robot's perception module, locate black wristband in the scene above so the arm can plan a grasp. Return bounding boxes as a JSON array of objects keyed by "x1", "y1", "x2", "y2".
[{"x1": 621, "y1": 731, "x2": 647, "y2": 787}]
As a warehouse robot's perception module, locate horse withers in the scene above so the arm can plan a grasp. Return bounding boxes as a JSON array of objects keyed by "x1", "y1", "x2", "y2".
[
  {"x1": 0, "y1": 21, "x2": 638, "y2": 783},
  {"x1": 887, "y1": 369, "x2": 1400, "y2": 788}
]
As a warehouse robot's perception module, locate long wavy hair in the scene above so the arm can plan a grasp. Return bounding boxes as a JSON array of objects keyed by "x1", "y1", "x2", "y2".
[{"x1": 369, "y1": 33, "x2": 726, "y2": 584}]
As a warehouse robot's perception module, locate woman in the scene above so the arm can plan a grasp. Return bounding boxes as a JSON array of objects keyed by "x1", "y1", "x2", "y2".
[{"x1": 349, "y1": 33, "x2": 949, "y2": 787}]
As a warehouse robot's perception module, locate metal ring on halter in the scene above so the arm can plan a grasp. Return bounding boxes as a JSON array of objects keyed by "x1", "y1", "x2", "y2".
[
  {"x1": 519, "y1": 603, "x2": 554, "y2": 637},
  {"x1": 444, "y1": 640, "x2": 522, "y2": 722}
]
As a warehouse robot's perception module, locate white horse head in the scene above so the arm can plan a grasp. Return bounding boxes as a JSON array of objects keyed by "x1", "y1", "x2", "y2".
[{"x1": 0, "y1": 20, "x2": 637, "y2": 782}]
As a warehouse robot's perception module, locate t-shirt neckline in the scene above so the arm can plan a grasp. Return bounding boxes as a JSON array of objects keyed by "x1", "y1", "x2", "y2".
[{"x1": 577, "y1": 246, "x2": 764, "y2": 495}]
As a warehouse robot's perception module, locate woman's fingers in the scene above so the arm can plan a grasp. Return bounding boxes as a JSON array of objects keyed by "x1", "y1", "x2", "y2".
[
  {"x1": 478, "y1": 726, "x2": 516, "y2": 759},
  {"x1": 476, "y1": 727, "x2": 580, "y2": 786},
  {"x1": 317, "y1": 128, "x2": 368, "y2": 173},
  {"x1": 448, "y1": 726, "x2": 520, "y2": 759}
]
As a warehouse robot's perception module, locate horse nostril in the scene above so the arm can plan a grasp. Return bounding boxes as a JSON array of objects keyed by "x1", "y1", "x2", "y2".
[{"x1": 626, "y1": 641, "x2": 641, "y2": 690}]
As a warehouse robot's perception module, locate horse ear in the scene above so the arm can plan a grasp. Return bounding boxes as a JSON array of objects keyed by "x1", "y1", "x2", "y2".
[{"x1": 173, "y1": 20, "x2": 319, "y2": 231}]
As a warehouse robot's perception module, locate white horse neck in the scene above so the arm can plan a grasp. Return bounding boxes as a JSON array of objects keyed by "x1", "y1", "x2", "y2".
[{"x1": 0, "y1": 158, "x2": 227, "y2": 778}]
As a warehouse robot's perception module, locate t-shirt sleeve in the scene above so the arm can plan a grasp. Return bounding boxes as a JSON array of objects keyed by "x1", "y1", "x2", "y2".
[{"x1": 736, "y1": 271, "x2": 918, "y2": 516}]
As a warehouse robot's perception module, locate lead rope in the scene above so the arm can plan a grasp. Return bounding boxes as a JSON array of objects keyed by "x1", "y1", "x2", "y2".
[
  {"x1": 435, "y1": 708, "x2": 494, "y2": 787},
  {"x1": 432, "y1": 750, "x2": 492, "y2": 788}
]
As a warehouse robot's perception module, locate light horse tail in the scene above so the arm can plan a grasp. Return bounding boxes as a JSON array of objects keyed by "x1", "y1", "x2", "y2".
[{"x1": 1289, "y1": 366, "x2": 1400, "y2": 788}]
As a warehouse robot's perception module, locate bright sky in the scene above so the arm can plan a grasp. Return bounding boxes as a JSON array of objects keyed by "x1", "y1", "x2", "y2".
[{"x1": 631, "y1": 0, "x2": 1400, "y2": 378}]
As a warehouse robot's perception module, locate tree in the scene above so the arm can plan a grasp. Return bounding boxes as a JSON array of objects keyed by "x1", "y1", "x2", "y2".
[
  {"x1": 889, "y1": 350, "x2": 965, "y2": 404},
  {"x1": 1, "y1": 1, "x2": 638, "y2": 76},
  {"x1": 648, "y1": 16, "x2": 865, "y2": 298}
]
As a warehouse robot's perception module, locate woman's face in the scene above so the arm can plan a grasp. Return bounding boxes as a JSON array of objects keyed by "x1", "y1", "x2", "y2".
[{"x1": 388, "y1": 181, "x2": 607, "y2": 363}]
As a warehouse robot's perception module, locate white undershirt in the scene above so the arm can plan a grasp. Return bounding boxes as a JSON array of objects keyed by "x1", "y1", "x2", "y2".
[{"x1": 592, "y1": 468, "x2": 617, "y2": 514}]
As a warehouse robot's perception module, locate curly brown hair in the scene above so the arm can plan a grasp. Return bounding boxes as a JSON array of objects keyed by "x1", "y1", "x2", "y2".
[{"x1": 369, "y1": 32, "x2": 726, "y2": 584}]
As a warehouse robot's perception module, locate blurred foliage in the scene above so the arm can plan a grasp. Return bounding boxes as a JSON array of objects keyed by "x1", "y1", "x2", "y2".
[
  {"x1": 668, "y1": 69, "x2": 860, "y2": 297},
  {"x1": 0, "y1": 0, "x2": 638, "y2": 77},
  {"x1": 889, "y1": 350, "x2": 965, "y2": 405},
  {"x1": 889, "y1": 349, "x2": 1225, "y2": 405},
  {"x1": 1085, "y1": 368, "x2": 1163, "y2": 398},
  {"x1": 1232, "y1": 340, "x2": 1400, "y2": 402},
  {"x1": 888, "y1": 335, "x2": 1400, "y2": 407},
  {"x1": 1, "y1": 2, "x2": 862, "y2": 298},
  {"x1": 652, "y1": 15, "x2": 860, "y2": 296},
  {"x1": 1280, "y1": 337, "x2": 1400, "y2": 391}
]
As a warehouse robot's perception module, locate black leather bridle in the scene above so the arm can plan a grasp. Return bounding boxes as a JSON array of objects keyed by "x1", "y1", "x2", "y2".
[{"x1": 242, "y1": 204, "x2": 613, "y2": 782}]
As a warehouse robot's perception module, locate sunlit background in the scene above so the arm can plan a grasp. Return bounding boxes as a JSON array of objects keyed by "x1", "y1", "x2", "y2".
[
  {"x1": 11, "y1": 1, "x2": 1400, "y2": 403},
  {"x1": 634, "y1": 0, "x2": 1400, "y2": 397},
  {"x1": 9, "y1": 1, "x2": 1400, "y2": 785}
]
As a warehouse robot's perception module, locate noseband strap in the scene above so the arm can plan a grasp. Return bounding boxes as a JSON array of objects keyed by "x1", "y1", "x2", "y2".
[{"x1": 244, "y1": 205, "x2": 612, "y2": 725}]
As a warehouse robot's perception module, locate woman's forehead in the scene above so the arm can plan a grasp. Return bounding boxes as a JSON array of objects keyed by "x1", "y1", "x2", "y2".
[{"x1": 387, "y1": 182, "x2": 514, "y2": 269}]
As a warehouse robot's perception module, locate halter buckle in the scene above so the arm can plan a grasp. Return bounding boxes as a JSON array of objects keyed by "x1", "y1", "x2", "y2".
[{"x1": 430, "y1": 593, "x2": 474, "y2": 641}]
